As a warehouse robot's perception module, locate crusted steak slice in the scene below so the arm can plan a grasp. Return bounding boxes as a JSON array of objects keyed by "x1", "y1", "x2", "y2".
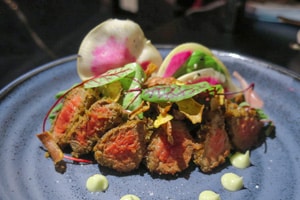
[
  {"x1": 93, "y1": 120, "x2": 147, "y2": 173},
  {"x1": 193, "y1": 111, "x2": 231, "y2": 173},
  {"x1": 69, "y1": 99, "x2": 128, "y2": 157},
  {"x1": 146, "y1": 120, "x2": 195, "y2": 175},
  {"x1": 50, "y1": 87, "x2": 98, "y2": 147},
  {"x1": 225, "y1": 102, "x2": 265, "y2": 152}
]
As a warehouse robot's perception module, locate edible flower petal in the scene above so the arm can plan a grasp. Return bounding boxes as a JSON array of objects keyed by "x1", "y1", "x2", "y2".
[
  {"x1": 154, "y1": 113, "x2": 173, "y2": 128},
  {"x1": 176, "y1": 98, "x2": 205, "y2": 124}
]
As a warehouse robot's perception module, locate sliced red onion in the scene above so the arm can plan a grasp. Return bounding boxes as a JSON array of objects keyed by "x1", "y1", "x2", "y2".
[{"x1": 233, "y1": 71, "x2": 264, "y2": 108}]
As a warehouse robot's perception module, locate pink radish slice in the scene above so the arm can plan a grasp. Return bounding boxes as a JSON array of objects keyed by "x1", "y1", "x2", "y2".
[
  {"x1": 163, "y1": 50, "x2": 192, "y2": 77},
  {"x1": 91, "y1": 36, "x2": 136, "y2": 75},
  {"x1": 155, "y1": 43, "x2": 239, "y2": 92},
  {"x1": 77, "y1": 19, "x2": 162, "y2": 80}
]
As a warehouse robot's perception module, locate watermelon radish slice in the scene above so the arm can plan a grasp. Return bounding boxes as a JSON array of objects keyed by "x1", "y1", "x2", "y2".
[
  {"x1": 155, "y1": 43, "x2": 238, "y2": 92},
  {"x1": 77, "y1": 19, "x2": 162, "y2": 80}
]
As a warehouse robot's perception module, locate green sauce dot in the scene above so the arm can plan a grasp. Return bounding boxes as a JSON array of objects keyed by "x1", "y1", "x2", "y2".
[
  {"x1": 221, "y1": 173, "x2": 243, "y2": 191},
  {"x1": 230, "y1": 150, "x2": 250, "y2": 169},
  {"x1": 86, "y1": 174, "x2": 109, "y2": 192},
  {"x1": 120, "y1": 194, "x2": 140, "y2": 200},
  {"x1": 199, "y1": 190, "x2": 221, "y2": 200}
]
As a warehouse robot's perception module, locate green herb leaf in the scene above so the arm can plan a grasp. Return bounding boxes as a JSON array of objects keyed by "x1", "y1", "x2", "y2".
[
  {"x1": 256, "y1": 108, "x2": 269, "y2": 120},
  {"x1": 55, "y1": 90, "x2": 67, "y2": 99},
  {"x1": 84, "y1": 63, "x2": 137, "y2": 88},
  {"x1": 120, "y1": 63, "x2": 145, "y2": 117},
  {"x1": 239, "y1": 102, "x2": 269, "y2": 120},
  {"x1": 49, "y1": 103, "x2": 63, "y2": 123},
  {"x1": 141, "y1": 82, "x2": 219, "y2": 103},
  {"x1": 238, "y1": 102, "x2": 250, "y2": 107}
]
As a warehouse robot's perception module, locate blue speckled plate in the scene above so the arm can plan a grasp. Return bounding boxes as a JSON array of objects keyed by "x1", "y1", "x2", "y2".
[{"x1": 0, "y1": 49, "x2": 300, "y2": 200}]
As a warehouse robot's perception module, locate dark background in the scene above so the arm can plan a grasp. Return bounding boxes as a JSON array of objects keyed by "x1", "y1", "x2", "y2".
[{"x1": 1, "y1": 0, "x2": 300, "y2": 90}]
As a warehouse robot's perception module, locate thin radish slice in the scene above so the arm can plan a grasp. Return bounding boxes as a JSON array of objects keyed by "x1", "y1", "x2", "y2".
[
  {"x1": 177, "y1": 68, "x2": 226, "y2": 85},
  {"x1": 77, "y1": 19, "x2": 162, "y2": 80},
  {"x1": 155, "y1": 42, "x2": 238, "y2": 92}
]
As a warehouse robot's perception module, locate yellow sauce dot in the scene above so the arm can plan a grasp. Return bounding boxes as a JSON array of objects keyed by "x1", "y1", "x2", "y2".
[
  {"x1": 221, "y1": 173, "x2": 243, "y2": 191},
  {"x1": 199, "y1": 190, "x2": 221, "y2": 200},
  {"x1": 86, "y1": 174, "x2": 109, "y2": 192},
  {"x1": 230, "y1": 150, "x2": 250, "y2": 169},
  {"x1": 120, "y1": 194, "x2": 140, "y2": 200}
]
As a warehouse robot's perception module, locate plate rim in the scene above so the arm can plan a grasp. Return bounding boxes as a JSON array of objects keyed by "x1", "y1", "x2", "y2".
[
  {"x1": 0, "y1": 55, "x2": 78, "y2": 99},
  {"x1": 0, "y1": 47, "x2": 299, "y2": 199},
  {"x1": 211, "y1": 49, "x2": 300, "y2": 81}
]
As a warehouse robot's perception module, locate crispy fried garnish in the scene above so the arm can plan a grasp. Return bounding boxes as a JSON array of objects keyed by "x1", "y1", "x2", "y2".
[{"x1": 36, "y1": 132, "x2": 66, "y2": 173}]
